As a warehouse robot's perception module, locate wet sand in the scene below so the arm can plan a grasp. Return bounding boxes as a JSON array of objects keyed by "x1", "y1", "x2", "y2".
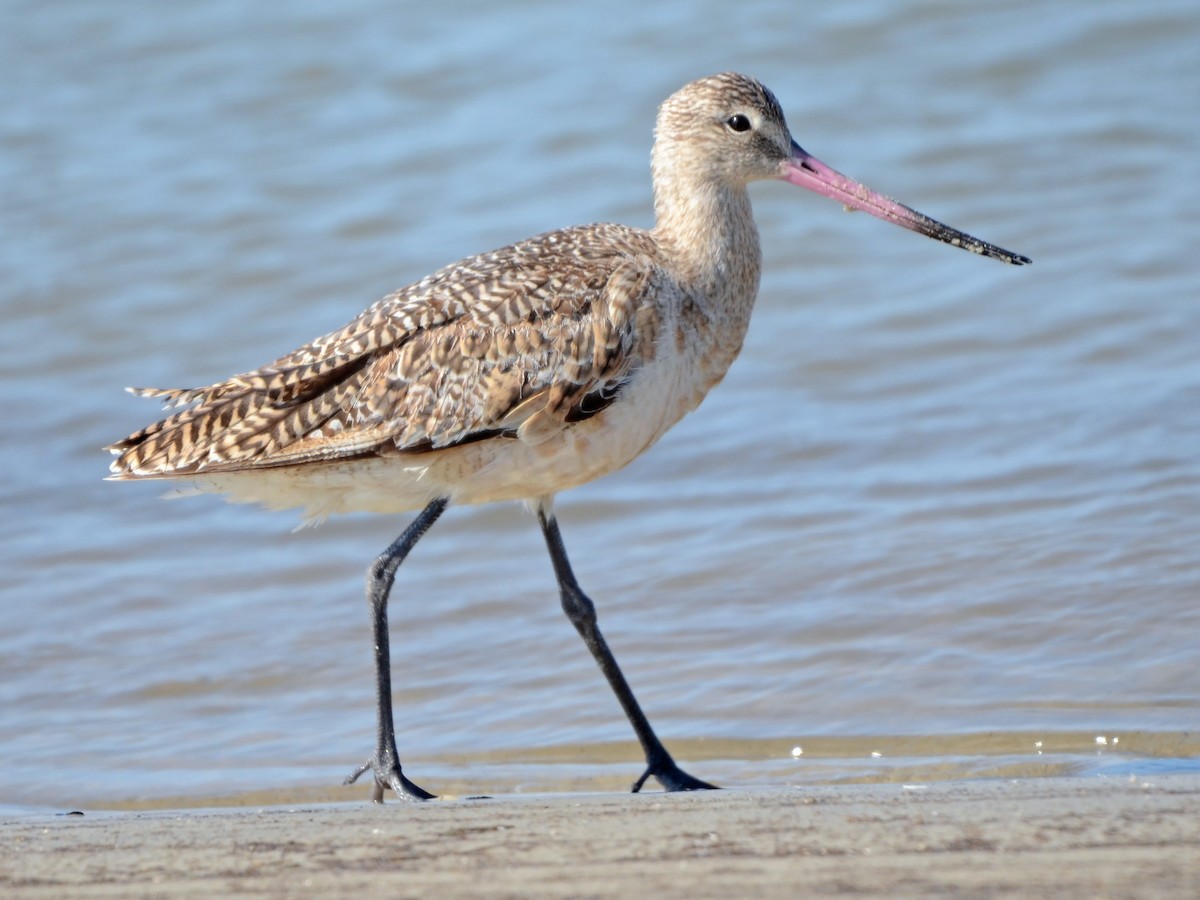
[{"x1": 3, "y1": 776, "x2": 1198, "y2": 898}]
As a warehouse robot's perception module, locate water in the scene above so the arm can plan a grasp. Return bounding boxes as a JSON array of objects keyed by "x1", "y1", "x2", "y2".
[{"x1": 2, "y1": 0, "x2": 1198, "y2": 809}]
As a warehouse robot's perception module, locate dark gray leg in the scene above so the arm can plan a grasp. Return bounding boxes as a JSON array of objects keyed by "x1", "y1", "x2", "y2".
[
  {"x1": 537, "y1": 508, "x2": 717, "y2": 793},
  {"x1": 345, "y1": 498, "x2": 449, "y2": 802}
]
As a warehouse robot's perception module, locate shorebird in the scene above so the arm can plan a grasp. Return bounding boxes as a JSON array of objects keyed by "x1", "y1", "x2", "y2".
[{"x1": 108, "y1": 72, "x2": 1030, "y2": 802}]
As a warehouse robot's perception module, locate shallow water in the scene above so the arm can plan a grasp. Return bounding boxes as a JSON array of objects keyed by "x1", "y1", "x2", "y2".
[{"x1": 2, "y1": 0, "x2": 1198, "y2": 809}]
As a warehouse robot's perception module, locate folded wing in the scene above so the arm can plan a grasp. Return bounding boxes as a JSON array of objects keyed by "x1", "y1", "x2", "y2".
[{"x1": 107, "y1": 225, "x2": 660, "y2": 479}]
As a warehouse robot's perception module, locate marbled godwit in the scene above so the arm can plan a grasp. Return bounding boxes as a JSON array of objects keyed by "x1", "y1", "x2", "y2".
[{"x1": 108, "y1": 72, "x2": 1030, "y2": 802}]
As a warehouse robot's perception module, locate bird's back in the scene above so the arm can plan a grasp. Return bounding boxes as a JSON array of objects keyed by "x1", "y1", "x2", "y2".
[{"x1": 108, "y1": 222, "x2": 668, "y2": 486}]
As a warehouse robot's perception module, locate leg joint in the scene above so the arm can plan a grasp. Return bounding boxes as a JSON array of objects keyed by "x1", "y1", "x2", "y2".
[{"x1": 559, "y1": 582, "x2": 597, "y2": 629}]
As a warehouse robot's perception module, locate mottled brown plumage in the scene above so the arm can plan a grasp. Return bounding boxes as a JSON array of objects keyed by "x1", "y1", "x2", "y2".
[{"x1": 110, "y1": 223, "x2": 657, "y2": 472}]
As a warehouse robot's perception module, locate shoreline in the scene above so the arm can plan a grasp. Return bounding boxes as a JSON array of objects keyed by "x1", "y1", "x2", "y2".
[{"x1": 4, "y1": 775, "x2": 1198, "y2": 897}]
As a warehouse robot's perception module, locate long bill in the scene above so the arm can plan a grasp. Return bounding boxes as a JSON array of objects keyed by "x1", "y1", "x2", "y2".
[{"x1": 781, "y1": 142, "x2": 1031, "y2": 266}]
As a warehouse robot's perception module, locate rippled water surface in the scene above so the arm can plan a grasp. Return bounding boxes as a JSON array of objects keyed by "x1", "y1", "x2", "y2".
[{"x1": 2, "y1": 0, "x2": 1198, "y2": 808}]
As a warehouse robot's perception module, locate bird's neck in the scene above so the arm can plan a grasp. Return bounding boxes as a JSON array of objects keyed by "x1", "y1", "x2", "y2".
[{"x1": 651, "y1": 176, "x2": 762, "y2": 320}]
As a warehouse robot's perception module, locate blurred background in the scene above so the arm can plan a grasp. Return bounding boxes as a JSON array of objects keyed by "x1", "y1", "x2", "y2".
[{"x1": 2, "y1": 0, "x2": 1197, "y2": 809}]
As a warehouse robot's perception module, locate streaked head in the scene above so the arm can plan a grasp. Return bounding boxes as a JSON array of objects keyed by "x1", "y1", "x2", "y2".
[{"x1": 655, "y1": 72, "x2": 1030, "y2": 265}]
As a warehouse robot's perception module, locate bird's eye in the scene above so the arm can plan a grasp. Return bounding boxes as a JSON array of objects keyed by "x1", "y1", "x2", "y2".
[{"x1": 725, "y1": 114, "x2": 752, "y2": 133}]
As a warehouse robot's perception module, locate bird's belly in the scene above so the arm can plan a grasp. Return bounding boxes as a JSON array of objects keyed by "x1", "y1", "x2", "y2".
[{"x1": 448, "y1": 345, "x2": 717, "y2": 504}]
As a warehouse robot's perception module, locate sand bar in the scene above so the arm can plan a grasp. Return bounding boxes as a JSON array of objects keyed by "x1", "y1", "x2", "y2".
[{"x1": 3, "y1": 775, "x2": 1198, "y2": 898}]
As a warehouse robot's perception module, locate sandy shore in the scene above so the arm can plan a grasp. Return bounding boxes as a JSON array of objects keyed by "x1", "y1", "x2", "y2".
[{"x1": 3, "y1": 776, "x2": 1198, "y2": 898}]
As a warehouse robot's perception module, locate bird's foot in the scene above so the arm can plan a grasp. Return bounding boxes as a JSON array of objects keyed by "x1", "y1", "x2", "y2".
[
  {"x1": 345, "y1": 751, "x2": 436, "y2": 803},
  {"x1": 631, "y1": 757, "x2": 718, "y2": 794}
]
